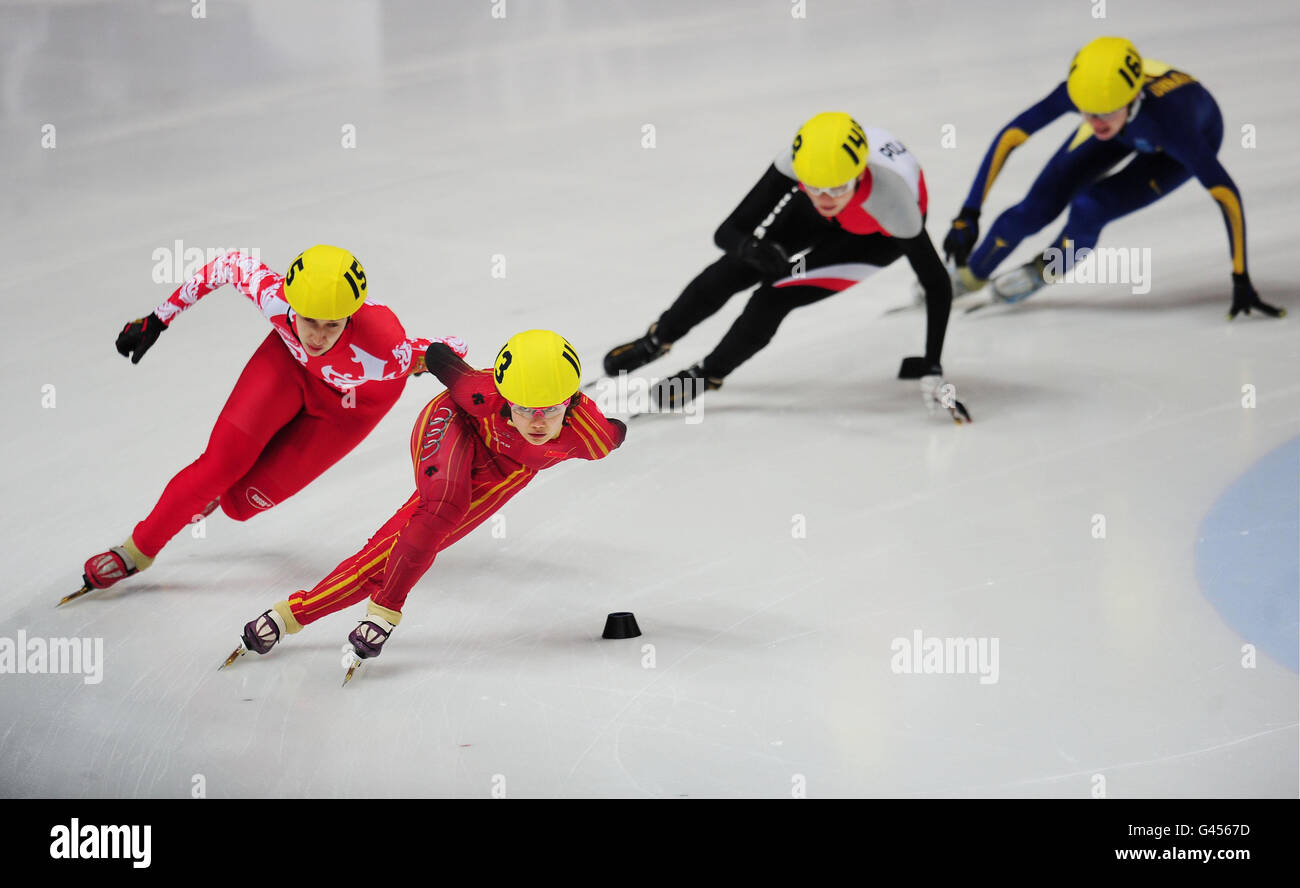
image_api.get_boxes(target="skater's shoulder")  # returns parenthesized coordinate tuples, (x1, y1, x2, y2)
(347, 300, 407, 340)
(1139, 66, 1208, 115)
(562, 393, 626, 455)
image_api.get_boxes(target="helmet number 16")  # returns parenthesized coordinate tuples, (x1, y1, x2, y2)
(1116, 54, 1142, 88)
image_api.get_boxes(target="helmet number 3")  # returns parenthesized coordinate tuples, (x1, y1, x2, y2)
(1116, 54, 1142, 88)
(495, 349, 512, 383)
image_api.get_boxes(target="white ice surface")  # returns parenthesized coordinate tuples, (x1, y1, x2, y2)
(0, 0, 1296, 798)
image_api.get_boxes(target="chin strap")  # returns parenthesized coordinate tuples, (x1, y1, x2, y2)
(1125, 92, 1143, 125)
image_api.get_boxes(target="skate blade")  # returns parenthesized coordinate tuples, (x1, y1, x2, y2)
(963, 298, 1003, 315)
(219, 644, 247, 670)
(57, 583, 93, 607)
(341, 653, 364, 688)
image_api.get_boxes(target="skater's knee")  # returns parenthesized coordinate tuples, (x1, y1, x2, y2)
(415, 492, 469, 525)
(219, 486, 278, 521)
(738, 287, 795, 327)
(219, 499, 254, 521)
(692, 254, 761, 294)
(1065, 190, 1110, 230)
(998, 198, 1059, 235)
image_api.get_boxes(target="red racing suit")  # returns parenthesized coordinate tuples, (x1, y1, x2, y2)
(284, 343, 626, 628)
(131, 251, 466, 558)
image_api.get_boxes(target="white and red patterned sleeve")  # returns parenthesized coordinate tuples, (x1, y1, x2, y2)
(392, 334, 468, 378)
(153, 251, 286, 326)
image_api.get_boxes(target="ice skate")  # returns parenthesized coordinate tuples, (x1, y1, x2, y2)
(219, 608, 288, 669)
(989, 257, 1050, 304)
(603, 323, 671, 377)
(341, 615, 396, 687)
(650, 362, 723, 411)
(61, 539, 154, 606)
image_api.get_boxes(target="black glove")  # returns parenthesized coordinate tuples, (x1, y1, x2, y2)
(941, 207, 980, 266)
(1228, 272, 1285, 319)
(735, 235, 792, 279)
(115, 312, 168, 364)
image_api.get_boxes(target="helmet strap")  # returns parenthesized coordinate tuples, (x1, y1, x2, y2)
(1125, 92, 1143, 125)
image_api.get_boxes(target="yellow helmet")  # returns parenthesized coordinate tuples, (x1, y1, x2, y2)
(791, 112, 869, 189)
(1067, 36, 1144, 114)
(282, 245, 368, 320)
(493, 330, 582, 408)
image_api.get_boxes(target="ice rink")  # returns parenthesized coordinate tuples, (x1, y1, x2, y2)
(0, 0, 1295, 798)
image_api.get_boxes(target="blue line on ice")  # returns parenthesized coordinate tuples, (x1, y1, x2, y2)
(1195, 437, 1300, 672)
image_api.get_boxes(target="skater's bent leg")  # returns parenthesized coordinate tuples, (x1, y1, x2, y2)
(654, 256, 763, 343)
(132, 419, 274, 557)
(968, 131, 1130, 279)
(285, 491, 423, 628)
(286, 401, 479, 628)
(221, 377, 405, 521)
(701, 284, 827, 378)
(701, 234, 898, 378)
(130, 333, 304, 558)
(364, 410, 483, 616)
(1052, 153, 1192, 263)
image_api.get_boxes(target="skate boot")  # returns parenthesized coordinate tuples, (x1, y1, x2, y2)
(242, 608, 287, 655)
(82, 538, 154, 590)
(651, 362, 723, 410)
(603, 323, 671, 376)
(990, 256, 1050, 304)
(348, 616, 396, 660)
(61, 537, 155, 606)
(87, 535, 153, 582)
(342, 604, 402, 686)
(221, 605, 296, 668)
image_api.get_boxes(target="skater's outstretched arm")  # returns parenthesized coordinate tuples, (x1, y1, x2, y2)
(962, 82, 1075, 213)
(943, 83, 1075, 265)
(902, 230, 954, 369)
(153, 251, 284, 325)
(117, 251, 280, 363)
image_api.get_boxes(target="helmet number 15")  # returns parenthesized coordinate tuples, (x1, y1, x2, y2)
(343, 259, 366, 300)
